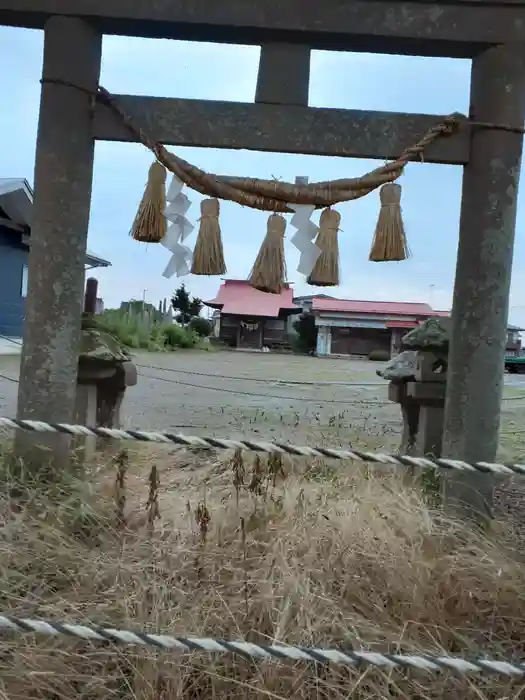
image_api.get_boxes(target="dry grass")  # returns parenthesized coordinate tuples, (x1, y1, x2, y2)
(1, 448, 525, 700)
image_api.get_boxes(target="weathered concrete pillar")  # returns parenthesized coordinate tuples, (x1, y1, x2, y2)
(442, 44, 525, 520)
(255, 44, 311, 107)
(15, 17, 102, 472)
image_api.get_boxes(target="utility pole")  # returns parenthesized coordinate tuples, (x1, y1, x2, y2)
(429, 284, 435, 310)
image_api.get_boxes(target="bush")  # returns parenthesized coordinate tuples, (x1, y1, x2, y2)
(293, 312, 317, 353)
(189, 316, 212, 337)
(368, 349, 390, 362)
(95, 311, 200, 351)
(289, 333, 313, 355)
(162, 324, 199, 349)
(95, 311, 152, 349)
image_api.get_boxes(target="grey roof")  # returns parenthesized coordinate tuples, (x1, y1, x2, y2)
(0, 178, 111, 269)
(293, 294, 336, 303)
(84, 250, 111, 268)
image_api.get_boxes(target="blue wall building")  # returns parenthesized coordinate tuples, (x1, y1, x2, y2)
(0, 178, 110, 338)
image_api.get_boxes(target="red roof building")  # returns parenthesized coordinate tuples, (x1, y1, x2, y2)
(205, 283, 521, 358)
(305, 296, 439, 357)
(311, 298, 434, 317)
(301, 296, 520, 358)
(204, 279, 300, 350)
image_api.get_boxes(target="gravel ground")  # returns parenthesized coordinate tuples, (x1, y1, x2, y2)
(128, 350, 403, 449)
(1, 348, 525, 526)
(0, 350, 399, 447)
(0, 349, 524, 450)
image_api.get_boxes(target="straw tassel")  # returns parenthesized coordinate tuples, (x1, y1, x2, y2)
(191, 198, 226, 276)
(248, 214, 287, 295)
(368, 183, 410, 262)
(307, 208, 341, 286)
(130, 161, 168, 243)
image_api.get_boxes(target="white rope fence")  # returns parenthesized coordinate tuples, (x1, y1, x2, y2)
(0, 615, 523, 676)
(1, 416, 525, 476)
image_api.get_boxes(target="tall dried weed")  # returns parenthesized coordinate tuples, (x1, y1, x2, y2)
(0, 452, 524, 700)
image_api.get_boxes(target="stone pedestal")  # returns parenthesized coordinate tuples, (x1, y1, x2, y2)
(94, 361, 138, 429)
(386, 347, 447, 464)
(74, 326, 138, 463)
(74, 383, 98, 462)
(406, 380, 446, 457)
(388, 381, 419, 456)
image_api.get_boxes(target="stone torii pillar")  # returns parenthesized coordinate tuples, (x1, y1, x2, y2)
(442, 44, 525, 520)
(15, 16, 101, 471)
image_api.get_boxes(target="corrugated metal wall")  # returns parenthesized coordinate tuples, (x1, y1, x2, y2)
(0, 225, 26, 337)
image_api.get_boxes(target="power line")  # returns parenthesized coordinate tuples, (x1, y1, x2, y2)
(0, 334, 385, 389)
(122, 365, 525, 405)
(138, 371, 393, 406)
(2, 331, 525, 404)
(0, 363, 391, 408)
(0, 334, 21, 347)
(0, 373, 19, 384)
(135, 362, 386, 388)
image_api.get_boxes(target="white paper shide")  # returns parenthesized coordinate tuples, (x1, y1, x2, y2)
(161, 175, 194, 278)
(289, 203, 321, 276)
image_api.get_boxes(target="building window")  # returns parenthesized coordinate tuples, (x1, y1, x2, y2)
(21, 265, 28, 298)
(265, 319, 285, 330)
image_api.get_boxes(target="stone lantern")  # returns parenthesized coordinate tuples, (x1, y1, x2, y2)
(378, 318, 449, 457)
(75, 278, 138, 459)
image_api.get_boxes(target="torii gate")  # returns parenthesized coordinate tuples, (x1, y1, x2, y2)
(1, 1, 524, 517)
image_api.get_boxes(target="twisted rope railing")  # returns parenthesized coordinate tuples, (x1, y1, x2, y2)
(0, 615, 523, 676)
(1, 417, 524, 476)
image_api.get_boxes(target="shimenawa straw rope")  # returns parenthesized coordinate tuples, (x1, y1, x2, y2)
(307, 208, 341, 285)
(248, 213, 287, 294)
(39, 78, 525, 213)
(90, 82, 462, 212)
(191, 198, 226, 275)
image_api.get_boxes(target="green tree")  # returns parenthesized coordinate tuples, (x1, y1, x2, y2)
(293, 312, 318, 353)
(188, 297, 203, 318)
(189, 316, 212, 337)
(171, 283, 203, 325)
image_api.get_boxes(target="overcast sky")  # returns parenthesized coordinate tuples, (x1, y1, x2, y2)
(1, 26, 525, 325)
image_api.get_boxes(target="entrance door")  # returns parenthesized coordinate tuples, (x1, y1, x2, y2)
(239, 320, 262, 348)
